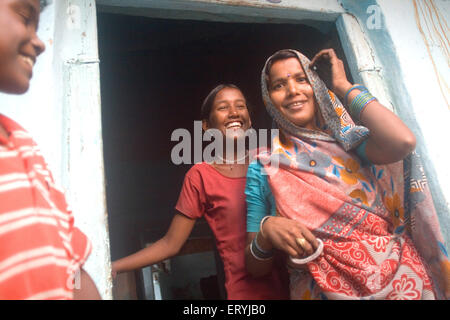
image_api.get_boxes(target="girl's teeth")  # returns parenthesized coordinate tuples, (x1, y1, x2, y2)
(226, 122, 242, 128)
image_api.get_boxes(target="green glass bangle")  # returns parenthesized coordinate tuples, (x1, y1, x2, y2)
(344, 84, 367, 105)
(349, 90, 377, 121)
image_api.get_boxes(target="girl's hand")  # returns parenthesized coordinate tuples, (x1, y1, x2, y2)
(261, 216, 319, 258)
(111, 262, 118, 279)
(309, 48, 353, 98)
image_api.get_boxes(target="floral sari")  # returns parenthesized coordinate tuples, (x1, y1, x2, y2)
(257, 49, 449, 299)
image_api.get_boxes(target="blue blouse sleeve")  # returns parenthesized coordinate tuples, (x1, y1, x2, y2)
(355, 139, 372, 167)
(245, 160, 276, 232)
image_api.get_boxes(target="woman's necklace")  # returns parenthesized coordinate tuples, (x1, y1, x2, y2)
(215, 151, 249, 170)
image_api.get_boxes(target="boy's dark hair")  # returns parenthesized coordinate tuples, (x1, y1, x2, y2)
(264, 49, 298, 88)
(201, 84, 252, 121)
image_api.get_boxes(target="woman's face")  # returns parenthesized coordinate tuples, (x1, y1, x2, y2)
(203, 87, 252, 140)
(0, 0, 45, 94)
(268, 57, 317, 130)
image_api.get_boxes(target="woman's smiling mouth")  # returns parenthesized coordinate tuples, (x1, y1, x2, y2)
(284, 100, 307, 111)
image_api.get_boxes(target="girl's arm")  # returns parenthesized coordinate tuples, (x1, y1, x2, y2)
(310, 49, 416, 164)
(112, 212, 196, 276)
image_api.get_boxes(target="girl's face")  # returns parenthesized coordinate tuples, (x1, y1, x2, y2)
(203, 87, 252, 140)
(268, 57, 318, 130)
(0, 0, 45, 94)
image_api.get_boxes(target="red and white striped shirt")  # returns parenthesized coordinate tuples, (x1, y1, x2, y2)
(0, 114, 91, 300)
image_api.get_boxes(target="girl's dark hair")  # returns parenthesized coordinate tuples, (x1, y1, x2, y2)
(264, 49, 298, 87)
(201, 84, 250, 120)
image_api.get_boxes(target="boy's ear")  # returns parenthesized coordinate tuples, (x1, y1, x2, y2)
(202, 119, 209, 131)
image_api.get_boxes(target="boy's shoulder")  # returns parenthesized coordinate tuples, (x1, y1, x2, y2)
(0, 114, 27, 133)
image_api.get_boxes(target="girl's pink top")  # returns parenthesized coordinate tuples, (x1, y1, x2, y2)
(175, 162, 288, 300)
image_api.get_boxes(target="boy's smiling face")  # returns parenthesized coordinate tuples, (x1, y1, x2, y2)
(0, 0, 45, 94)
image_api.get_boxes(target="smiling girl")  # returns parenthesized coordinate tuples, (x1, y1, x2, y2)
(112, 84, 288, 300)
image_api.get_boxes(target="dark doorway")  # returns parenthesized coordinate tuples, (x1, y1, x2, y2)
(97, 11, 349, 299)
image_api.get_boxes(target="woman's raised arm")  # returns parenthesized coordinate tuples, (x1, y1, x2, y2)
(310, 48, 416, 164)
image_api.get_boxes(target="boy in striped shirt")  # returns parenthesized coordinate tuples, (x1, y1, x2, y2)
(0, 0, 100, 299)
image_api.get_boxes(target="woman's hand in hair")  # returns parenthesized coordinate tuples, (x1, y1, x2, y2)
(310, 48, 352, 98)
(310, 48, 416, 163)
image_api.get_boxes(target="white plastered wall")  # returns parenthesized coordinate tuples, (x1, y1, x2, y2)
(377, 0, 450, 222)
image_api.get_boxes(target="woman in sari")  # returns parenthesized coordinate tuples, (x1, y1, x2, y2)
(245, 49, 449, 299)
